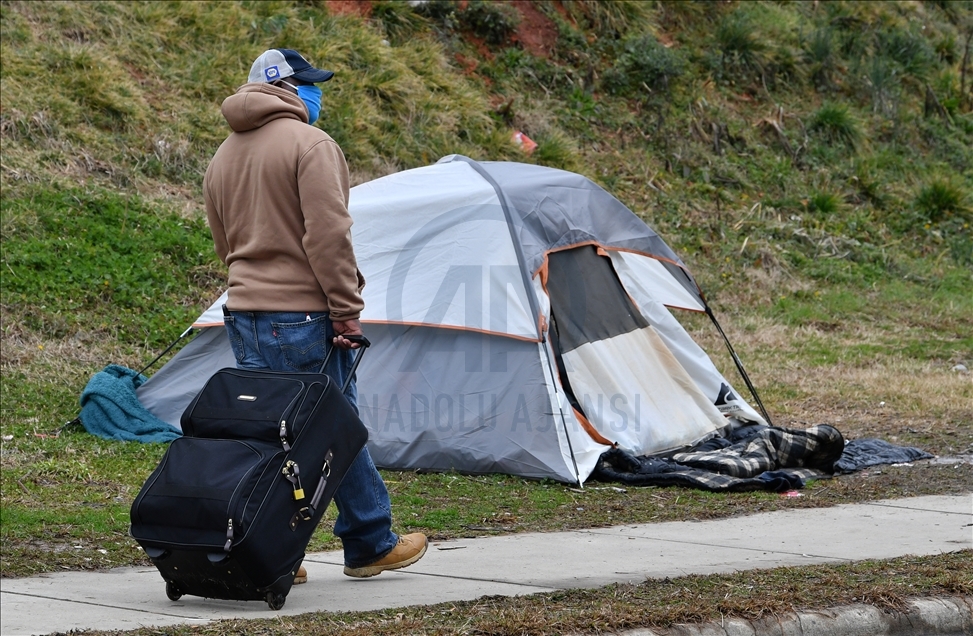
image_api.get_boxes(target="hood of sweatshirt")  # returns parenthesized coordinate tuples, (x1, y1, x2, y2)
(220, 83, 308, 133)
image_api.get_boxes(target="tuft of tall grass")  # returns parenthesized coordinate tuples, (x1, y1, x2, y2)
(914, 178, 970, 223)
(933, 32, 958, 65)
(875, 27, 937, 81)
(531, 128, 579, 172)
(849, 157, 888, 208)
(561, 0, 652, 39)
(807, 191, 845, 215)
(808, 103, 863, 149)
(804, 27, 840, 90)
(371, 0, 430, 46)
(715, 12, 767, 79)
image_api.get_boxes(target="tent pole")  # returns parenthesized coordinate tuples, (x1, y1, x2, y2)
(136, 326, 195, 377)
(448, 156, 544, 340)
(452, 156, 585, 484)
(540, 338, 584, 487)
(704, 306, 774, 427)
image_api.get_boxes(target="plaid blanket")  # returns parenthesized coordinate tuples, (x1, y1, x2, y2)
(591, 424, 846, 492)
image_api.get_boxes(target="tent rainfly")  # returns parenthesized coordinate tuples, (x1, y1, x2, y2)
(137, 155, 769, 484)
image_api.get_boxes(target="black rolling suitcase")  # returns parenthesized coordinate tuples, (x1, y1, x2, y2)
(130, 337, 370, 610)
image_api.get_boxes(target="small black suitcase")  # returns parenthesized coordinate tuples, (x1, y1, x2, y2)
(130, 338, 370, 610)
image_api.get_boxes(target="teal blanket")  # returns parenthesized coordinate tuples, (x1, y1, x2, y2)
(79, 364, 181, 443)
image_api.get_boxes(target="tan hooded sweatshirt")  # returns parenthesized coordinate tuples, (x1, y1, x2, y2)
(203, 83, 364, 320)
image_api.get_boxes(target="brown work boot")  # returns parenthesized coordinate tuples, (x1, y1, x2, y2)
(293, 565, 307, 585)
(343, 533, 428, 578)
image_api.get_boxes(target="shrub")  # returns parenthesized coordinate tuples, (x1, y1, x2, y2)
(602, 33, 685, 97)
(459, 0, 520, 46)
(402, 1, 523, 50)
(413, 0, 460, 32)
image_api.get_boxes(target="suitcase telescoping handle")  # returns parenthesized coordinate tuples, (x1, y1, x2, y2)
(289, 337, 370, 531)
(318, 334, 370, 393)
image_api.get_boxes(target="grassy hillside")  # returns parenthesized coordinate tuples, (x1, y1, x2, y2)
(2, 0, 969, 444)
(1, 0, 971, 591)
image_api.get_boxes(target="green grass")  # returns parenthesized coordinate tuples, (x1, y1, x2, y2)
(1, 186, 221, 347)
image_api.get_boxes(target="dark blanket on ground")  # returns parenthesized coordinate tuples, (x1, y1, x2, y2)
(834, 438, 933, 473)
(591, 424, 931, 492)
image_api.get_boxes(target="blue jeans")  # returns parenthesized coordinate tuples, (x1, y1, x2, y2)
(223, 309, 398, 568)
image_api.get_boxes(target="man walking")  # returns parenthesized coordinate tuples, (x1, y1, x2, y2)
(203, 48, 427, 583)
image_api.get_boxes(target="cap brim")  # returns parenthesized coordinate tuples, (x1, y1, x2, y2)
(292, 68, 334, 83)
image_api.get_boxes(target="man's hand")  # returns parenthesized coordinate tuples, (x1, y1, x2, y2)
(332, 318, 364, 350)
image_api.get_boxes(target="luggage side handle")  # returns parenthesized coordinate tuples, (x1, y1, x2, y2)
(289, 449, 333, 531)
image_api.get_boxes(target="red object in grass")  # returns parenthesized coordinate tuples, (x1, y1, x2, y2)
(512, 131, 538, 155)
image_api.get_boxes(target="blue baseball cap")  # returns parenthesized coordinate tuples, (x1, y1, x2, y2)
(248, 48, 334, 84)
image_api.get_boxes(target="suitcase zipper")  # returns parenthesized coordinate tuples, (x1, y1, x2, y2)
(224, 518, 234, 551)
(281, 460, 305, 500)
(130, 441, 258, 551)
(277, 391, 303, 451)
(222, 442, 275, 553)
(279, 382, 327, 452)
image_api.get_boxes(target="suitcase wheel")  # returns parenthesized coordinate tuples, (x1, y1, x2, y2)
(165, 581, 183, 601)
(266, 591, 286, 611)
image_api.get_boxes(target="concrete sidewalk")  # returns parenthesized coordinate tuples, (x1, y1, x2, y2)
(2, 494, 970, 636)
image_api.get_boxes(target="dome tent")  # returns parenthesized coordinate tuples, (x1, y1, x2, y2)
(137, 156, 768, 484)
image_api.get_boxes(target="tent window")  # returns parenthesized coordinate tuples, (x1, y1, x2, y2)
(545, 246, 648, 353)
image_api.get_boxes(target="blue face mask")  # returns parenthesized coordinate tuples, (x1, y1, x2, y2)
(296, 84, 322, 125)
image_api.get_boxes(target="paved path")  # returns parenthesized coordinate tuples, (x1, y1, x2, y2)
(2, 494, 970, 635)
